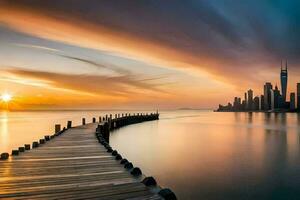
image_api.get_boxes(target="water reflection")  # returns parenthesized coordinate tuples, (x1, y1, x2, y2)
(0, 112, 8, 151)
(110, 111, 300, 200)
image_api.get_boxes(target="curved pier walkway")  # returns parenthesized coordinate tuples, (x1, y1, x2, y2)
(0, 115, 166, 199)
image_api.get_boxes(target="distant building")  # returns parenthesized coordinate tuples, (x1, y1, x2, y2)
(247, 89, 253, 110)
(290, 93, 296, 110)
(233, 97, 239, 110)
(242, 100, 246, 110)
(297, 83, 300, 109)
(244, 92, 248, 109)
(260, 95, 264, 110)
(270, 89, 274, 110)
(253, 96, 259, 110)
(237, 97, 241, 110)
(273, 85, 280, 109)
(280, 60, 288, 103)
(264, 82, 273, 110)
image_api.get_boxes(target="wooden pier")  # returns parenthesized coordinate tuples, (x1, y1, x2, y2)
(0, 113, 176, 200)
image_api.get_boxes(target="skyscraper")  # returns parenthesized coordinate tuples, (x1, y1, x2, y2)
(273, 85, 280, 109)
(280, 60, 288, 103)
(297, 83, 300, 110)
(270, 89, 274, 110)
(290, 92, 296, 110)
(260, 95, 264, 110)
(264, 82, 273, 110)
(244, 92, 247, 109)
(247, 89, 253, 110)
(253, 96, 259, 110)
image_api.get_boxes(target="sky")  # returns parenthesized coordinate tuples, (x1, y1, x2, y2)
(0, 0, 300, 110)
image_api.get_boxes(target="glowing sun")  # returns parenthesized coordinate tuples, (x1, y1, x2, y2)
(1, 93, 12, 102)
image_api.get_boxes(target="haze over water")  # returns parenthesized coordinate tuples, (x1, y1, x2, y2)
(1, 110, 300, 199)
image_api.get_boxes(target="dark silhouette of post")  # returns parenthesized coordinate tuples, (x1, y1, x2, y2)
(67, 121, 72, 129)
(55, 124, 61, 133)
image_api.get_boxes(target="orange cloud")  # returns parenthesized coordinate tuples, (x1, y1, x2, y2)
(0, 2, 239, 86)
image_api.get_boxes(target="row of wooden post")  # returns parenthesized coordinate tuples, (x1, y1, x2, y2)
(0, 125, 67, 160)
(94, 112, 177, 200)
(95, 112, 159, 143)
(0, 113, 158, 160)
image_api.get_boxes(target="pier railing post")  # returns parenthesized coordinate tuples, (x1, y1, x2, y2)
(103, 122, 110, 143)
(67, 121, 72, 129)
(55, 124, 61, 133)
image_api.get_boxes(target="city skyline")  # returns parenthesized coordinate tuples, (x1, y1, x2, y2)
(1, 1, 300, 110)
(217, 61, 300, 112)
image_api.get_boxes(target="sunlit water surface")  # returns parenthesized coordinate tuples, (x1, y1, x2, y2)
(1, 110, 300, 199)
(110, 110, 300, 200)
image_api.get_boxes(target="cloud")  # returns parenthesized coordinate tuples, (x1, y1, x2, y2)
(0, 67, 169, 98)
(0, 0, 272, 87)
(12, 43, 63, 53)
(57, 54, 131, 75)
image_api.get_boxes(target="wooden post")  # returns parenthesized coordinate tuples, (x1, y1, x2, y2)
(32, 142, 39, 148)
(55, 124, 61, 133)
(18, 147, 25, 152)
(67, 121, 72, 128)
(39, 139, 45, 144)
(103, 122, 110, 143)
(1, 153, 9, 160)
(24, 144, 30, 150)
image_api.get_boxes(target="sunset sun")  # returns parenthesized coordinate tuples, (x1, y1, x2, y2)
(1, 93, 12, 103)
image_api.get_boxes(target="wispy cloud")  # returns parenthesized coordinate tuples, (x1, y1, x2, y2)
(11, 43, 63, 53)
(0, 67, 169, 98)
(57, 54, 131, 75)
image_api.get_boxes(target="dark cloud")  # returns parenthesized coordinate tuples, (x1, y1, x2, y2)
(4, 0, 300, 66)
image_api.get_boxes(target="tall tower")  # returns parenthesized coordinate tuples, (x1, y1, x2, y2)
(280, 60, 288, 103)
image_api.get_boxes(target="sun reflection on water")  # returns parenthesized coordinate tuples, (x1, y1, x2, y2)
(0, 111, 9, 152)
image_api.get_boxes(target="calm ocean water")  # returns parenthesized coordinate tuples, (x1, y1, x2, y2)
(1, 110, 300, 199)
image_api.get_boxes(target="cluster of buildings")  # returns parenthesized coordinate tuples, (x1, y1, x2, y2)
(217, 61, 300, 112)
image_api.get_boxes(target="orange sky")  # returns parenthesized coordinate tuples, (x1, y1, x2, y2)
(0, 1, 299, 110)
